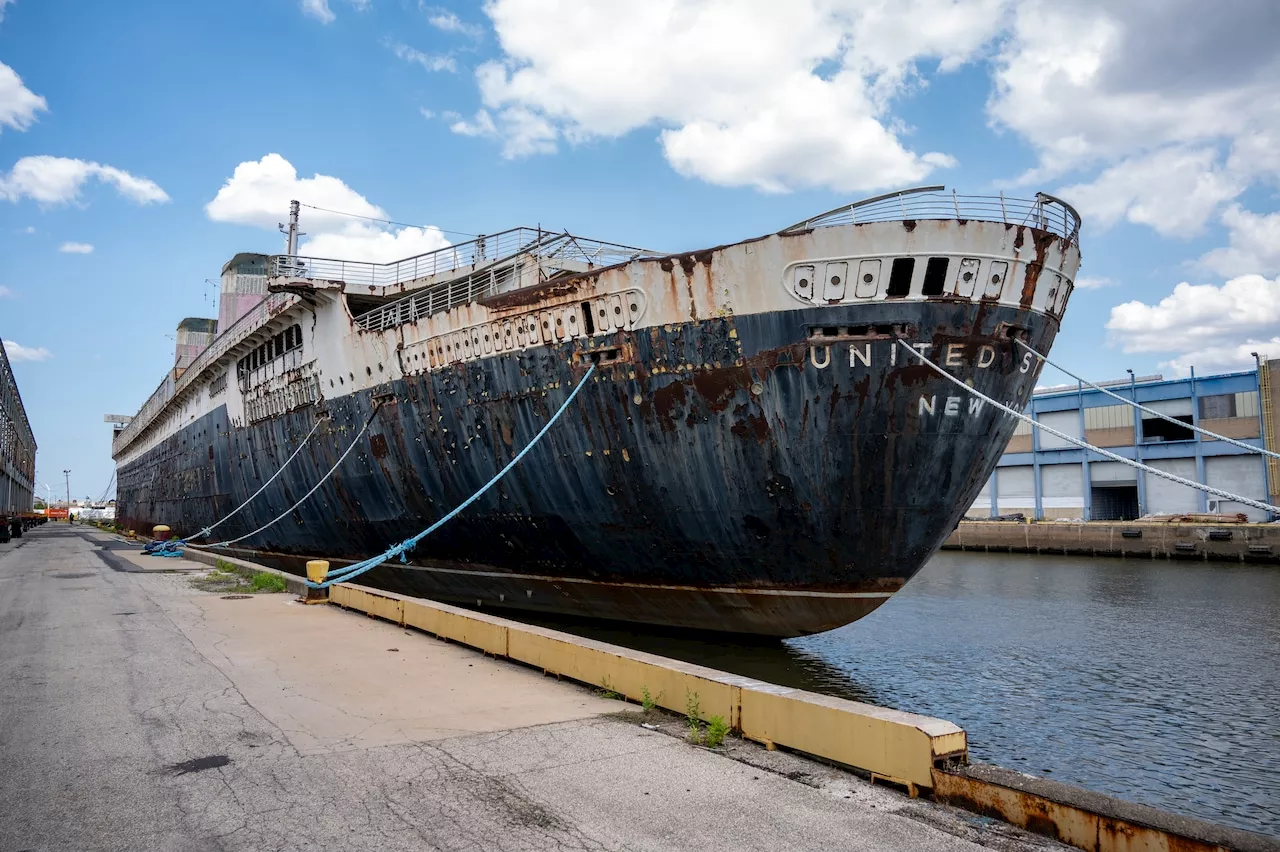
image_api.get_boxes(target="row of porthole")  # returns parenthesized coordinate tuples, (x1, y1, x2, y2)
(403, 292, 646, 370)
(788, 256, 1071, 314)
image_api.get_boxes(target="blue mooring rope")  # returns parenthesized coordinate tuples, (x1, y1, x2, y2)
(308, 362, 596, 589)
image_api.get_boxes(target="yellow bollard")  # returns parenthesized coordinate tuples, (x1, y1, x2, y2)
(152, 524, 172, 542)
(305, 560, 329, 583)
(302, 560, 330, 605)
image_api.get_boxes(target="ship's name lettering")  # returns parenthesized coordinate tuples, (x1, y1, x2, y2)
(807, 342, 1023, 371)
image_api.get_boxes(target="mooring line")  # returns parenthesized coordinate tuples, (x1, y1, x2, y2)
(1016, 338, 1280, 461)
(189, 416, 327, 541)
(897, 340, 1280, 515)
(204, 402, 385, 549)
(310, 363, 597, 589)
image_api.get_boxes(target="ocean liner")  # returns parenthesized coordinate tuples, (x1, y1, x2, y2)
(112, 186, 1081, 636)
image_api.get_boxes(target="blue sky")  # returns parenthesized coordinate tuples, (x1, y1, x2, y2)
(2, 0, 1278, 499)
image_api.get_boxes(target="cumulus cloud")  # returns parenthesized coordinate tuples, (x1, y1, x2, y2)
(206, 153, 385, 230)
(3, 340, 51, 362)
(990, 1, 1280, 233)
(0, 0, 14, 23)
(0, 285, 11, 298)
(0, 156, 169, 205)
(1107, 274, 1280, 374)
(1056, 147, 1247, 238)
(302, 223, 450, 263)
(58, 241, 93, 254)
(0, 61, 47, 133)
(1199, 205, 1280, 278)
(386, 40, 456, 73)
(461, 0, 994, 191)
(206, 153, 450, 264)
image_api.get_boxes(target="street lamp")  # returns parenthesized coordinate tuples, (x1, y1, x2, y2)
(63, 469, 70, 521)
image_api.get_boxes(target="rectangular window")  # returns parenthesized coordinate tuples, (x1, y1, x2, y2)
(1199, 393, 1233, 419)
(1141, 399, 1194, 443)
(886, 258, 914, 298)
(921, 257, 948, 296)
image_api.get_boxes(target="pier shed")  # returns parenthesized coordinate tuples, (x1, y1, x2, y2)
(967, 358, 1280, 522)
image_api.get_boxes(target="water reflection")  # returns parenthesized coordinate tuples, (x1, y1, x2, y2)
(248, 546, 1279, 837)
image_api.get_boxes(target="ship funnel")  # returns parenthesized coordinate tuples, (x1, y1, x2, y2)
(218, 252, 271, 332)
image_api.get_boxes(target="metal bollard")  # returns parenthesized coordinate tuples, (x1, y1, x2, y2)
(302, 560, 330, 605)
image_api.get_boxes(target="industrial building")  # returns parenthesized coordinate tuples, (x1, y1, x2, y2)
(969, 359, 1280, 522)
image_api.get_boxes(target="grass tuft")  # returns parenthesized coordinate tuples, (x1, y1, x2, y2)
(250, 571, 287, 593)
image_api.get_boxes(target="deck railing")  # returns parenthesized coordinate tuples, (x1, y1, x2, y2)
(270, 227, 649, 290)
(780, 186, 1082, 245)
(112, 292, 296, 456)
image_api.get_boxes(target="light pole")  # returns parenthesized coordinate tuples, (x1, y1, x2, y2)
(63, 469, 70, 521)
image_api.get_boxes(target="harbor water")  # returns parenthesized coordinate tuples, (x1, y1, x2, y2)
(259, 549, 1279, 836)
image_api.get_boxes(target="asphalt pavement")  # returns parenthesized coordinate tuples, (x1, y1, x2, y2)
(0, 524, 1065, 852)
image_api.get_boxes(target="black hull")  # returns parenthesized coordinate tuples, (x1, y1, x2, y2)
(118, 301, 1053, 636)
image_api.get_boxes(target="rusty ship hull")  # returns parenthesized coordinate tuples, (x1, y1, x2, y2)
(114, 189, 1081, 636)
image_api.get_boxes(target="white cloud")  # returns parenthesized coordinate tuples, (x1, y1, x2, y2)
(463, 0, 994, 191)
(58, 241, 93, 254)
(300, 0, 334, 23)
(1057, 147, 1246, 237)
(386, 41, 456, 73)
(426, 8, 483, 38)
(0, 156, 169, 205)
(989, 1, 1280, 233)
(419, 108, 435, 119)
(0, 285, 11, 298)
(3, 340, 51, 362)
(206, 153, 385, 230)
(301, 0, 373, 23)
(17, 225, 34, 234)
(1107, 274, 1280, 375)
(1074, 276, 1112, 289)
(302, 223, 450, 263)
(206, 153, 451, 264)
(0, 61, 47, 132)
(0, 0, 14, 23)
(1159, 339, 1280, 376)
(1199, 205, 1280, 278)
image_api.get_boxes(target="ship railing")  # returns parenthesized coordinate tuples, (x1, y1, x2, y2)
(112, 292, 296, 455)
(779, 186, 1082, 245)
(349, 231, 654, 333)
(269, 227, 650, 291)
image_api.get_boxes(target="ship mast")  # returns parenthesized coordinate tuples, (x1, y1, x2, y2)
(279, 199, 304, 256)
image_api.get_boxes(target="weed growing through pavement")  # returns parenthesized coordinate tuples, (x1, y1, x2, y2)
(705, 715, 729, 748)
(685, 690, 704, 744)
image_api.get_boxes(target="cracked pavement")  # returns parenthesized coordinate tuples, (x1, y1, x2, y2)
(0, 526, 1068, 851)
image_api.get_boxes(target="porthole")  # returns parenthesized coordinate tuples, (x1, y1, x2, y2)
(614, 305, 622, 314)
(830, 275, 841, 286)
(963, 271, 973, 282)
(863, 273, 873, 283)
(992, 274, 1002, 284)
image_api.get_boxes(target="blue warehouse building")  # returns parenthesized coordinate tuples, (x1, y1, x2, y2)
(968, 359, 1280, 522)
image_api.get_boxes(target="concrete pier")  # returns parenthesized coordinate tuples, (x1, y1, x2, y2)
(0, 525, 1063, 852)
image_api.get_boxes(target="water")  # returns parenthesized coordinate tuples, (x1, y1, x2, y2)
(260, 548, 1280, 836)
